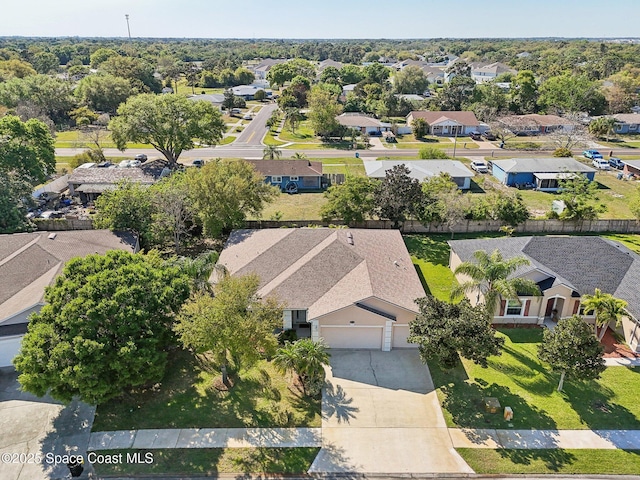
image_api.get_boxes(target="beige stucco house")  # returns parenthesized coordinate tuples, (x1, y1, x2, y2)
(449, 236, 640, 352)
(212, 228, 426, 351)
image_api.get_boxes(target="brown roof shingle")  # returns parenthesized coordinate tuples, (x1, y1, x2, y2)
(408, 110, 479, 126)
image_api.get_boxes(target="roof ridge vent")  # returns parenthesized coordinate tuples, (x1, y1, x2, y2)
(346, 231, 354, 245)
(48, 233, 57, 240)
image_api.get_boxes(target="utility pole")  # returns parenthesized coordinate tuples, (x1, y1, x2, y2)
(125, 14, 131, 40)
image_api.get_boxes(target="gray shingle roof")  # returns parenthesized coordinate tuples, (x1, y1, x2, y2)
(491, 158, 596, 174)
(449, 236, 640, 320)
(364, 160, 473, 181)
(216, 229, 425, 318)
(245, 160, 322, 177)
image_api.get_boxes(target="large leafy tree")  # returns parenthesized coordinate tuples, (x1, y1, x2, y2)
(151, 172, 195, 253)
(100, 55, 162, 94)
(374, 164, 424, 228)
(13, 251, 191, 404)
(509, 70, 538, 114)
(437, 75, 476, 111)
(0, 115, 55, 233)
(75, 74, 134, 114)
(273, 339, 330, 397)
(93, 180, 156, 247)
(174, 274, 283, 385)
(557, 174, 607, 221)
(321, 175, 377, 225)
(109, 94, 225, 166)
(186, 158, 279, 237)
(581, 288, 629, 341)
(451, 249, 540, 317)
(307, 85, 342, 139)
(408, 296, 504, 369)
(538, 73, 606, 115)
(393, 66, 429, 95)
(538, 315, 605, 391)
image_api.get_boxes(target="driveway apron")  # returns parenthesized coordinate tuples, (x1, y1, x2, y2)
(309, 350, 472, 474)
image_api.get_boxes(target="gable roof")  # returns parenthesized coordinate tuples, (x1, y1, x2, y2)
(499, 114, 577, 127)
(187, 93, 225, 104)
(408, 110, 479, 127)
(449, 236, 640, 321)
(491, 157, 596, 174)
(471, 62, 516, 75)
(612, 113, 640, 124)
(336, 113, 389, 128)
(0, 230, 137, 324)
(245, 160, 323, 177)
(363, 160, 473, 181)
(68, 160, 167, 186)
(214, 229, 425, 319)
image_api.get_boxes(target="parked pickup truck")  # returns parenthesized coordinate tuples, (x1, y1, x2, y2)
(609, 157, 625, 170)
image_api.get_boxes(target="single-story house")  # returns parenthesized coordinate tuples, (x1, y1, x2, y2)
(622, 159, 640, 177)
(341, 83, 357, 98)
(363, 160, 474, 190)
(252, 58, 287, 80)
(231, 84, 272, 100)
(187, 93, 225, 108)
(246, 159, 325, 193)
(395, 94, 427, 103)
(449, 236, 640, 352)
(406, 111, 481, 136)
(0, 230, 138, 368)
(212, 228, 426, 351)
(318, 59, 343, 72)
(67, 161, 165, 203)
(497, 114, 577, 135)
(336, 113, 392, 134)
(490, 157, 596, 191)
(470, 62, 517, 84)
(612, 113, 640, 134)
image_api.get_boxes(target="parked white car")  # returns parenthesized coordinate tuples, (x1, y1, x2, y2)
(470, 160, 489, 173)
(592, 158, 611, 170)
(118, 160, 142, 168)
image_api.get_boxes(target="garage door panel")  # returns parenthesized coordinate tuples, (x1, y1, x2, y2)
(392, 325, 418, 349)
(320, 326, 382, 349)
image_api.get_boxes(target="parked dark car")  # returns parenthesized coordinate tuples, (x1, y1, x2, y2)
(134, 153, 148, 162)
(482, 131, 497, 141)
(469, 131, 482, 140)
(191, 159, 205, 168)
(609, 157, 625, 170)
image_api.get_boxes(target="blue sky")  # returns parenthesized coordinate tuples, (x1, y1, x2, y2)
(2, 0, 639, 39)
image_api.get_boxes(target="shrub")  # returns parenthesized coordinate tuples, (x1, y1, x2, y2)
(418, 146, 450, 159)
(553, 147, 573, 157)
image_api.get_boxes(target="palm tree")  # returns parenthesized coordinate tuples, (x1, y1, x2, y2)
(262, 145, 282, 160)
(170, 250, 220, 293)
(284, 107, 303, 135)
(450, 249, 541, 318)
(273, 338, 330, 396)
(582, 288, 628, 340)
(291, 152, 307, 159)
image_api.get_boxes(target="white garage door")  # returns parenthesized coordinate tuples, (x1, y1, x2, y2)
(320, 326, 383, 349)
(392, 325, 418, 349)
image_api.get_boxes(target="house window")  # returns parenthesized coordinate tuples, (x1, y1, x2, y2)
(630, 124, 638, 131)
(271, 176, 282, 183)
(289, 176, 299, 182)
(506, 299, 524, 316)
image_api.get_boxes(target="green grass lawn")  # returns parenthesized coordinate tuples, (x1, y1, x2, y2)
(459, 448, 640, 475)
(430, 328, 640, 430)
(219, 135, 236, 145)
(91, 448, 320, 476)
(252, 193, 328, 221)
(92, 349, 320, 431)
(387, 134, 479, 150)
(278, 122, 318, 143)
(55, 130, 152, 149)
(264, 130, 287, 146)
(323, 164, 365, 176)
(403, 234, 459, 301)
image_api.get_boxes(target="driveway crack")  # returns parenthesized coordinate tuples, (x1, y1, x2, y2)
(369, 351, 379, 386)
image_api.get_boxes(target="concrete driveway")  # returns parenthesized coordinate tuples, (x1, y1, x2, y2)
(309, 350, 472, 474)
(0, 369, 95, 480)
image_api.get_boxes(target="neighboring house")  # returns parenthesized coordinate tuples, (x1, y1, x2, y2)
(0, 230, 139, 367)
(420, 66, 446, 84)
(246, 159, 325, 193)
(612, 113, 640, 134)
(252, 58, 287, 80)
(67, 161, 166, 203)
(497, 114, 578, 135)
(230, 84, 272, 100)
(32, 174, 70, 201)
(212, 228, 426, 351)
(491, 157, 596, 191)
(449, 236, 640, 352)
(341, 83, 357, 98)
(336, 113, 392, 134)
(470, 62, 517, 84)
(622, 159, 640, 177)
(363, 160, 474, 190)
(395, 94, 426, 103)
(406, 110, 480, 136)
(318, 59, 343, 72)
(187, 93, 225, 109)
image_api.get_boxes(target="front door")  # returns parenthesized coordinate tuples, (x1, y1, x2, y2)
(545, 298, 555, 317)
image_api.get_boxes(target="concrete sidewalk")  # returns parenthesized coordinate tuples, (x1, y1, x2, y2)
(449, 428, 640, 449)
(604, 357, 640, 366)
(89, 427, 321, 450)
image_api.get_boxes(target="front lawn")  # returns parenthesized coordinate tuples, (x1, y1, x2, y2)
(92, 349, 321, 431)
(55, 130, 152, 149)
(91, 448, 319, 476)
(251, 193, 328, 221)
(430, 328, 640, 430)
(459, 448, 640, 475)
